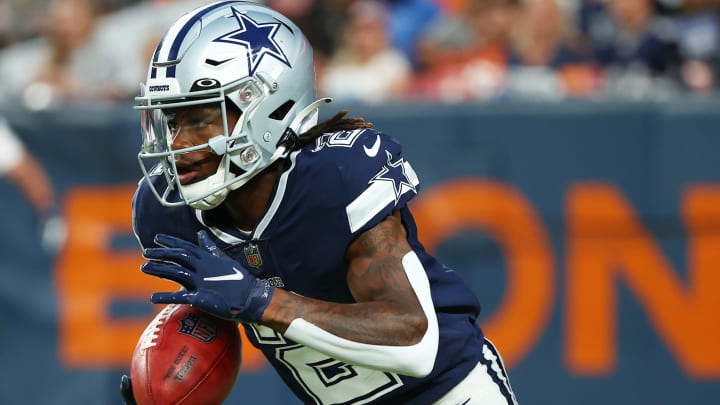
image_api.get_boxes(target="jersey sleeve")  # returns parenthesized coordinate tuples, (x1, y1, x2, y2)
(311, 128, 421, 236)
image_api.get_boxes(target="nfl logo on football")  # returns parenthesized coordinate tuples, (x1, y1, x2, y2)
(178, 313, 218, 343)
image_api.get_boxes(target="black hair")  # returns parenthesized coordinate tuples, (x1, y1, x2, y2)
(280, 110, 373, 151)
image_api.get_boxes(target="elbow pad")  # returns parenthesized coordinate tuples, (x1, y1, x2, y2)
(284, 251, 439, 378)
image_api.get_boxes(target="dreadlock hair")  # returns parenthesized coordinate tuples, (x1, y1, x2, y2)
(281, 110, 373, 151)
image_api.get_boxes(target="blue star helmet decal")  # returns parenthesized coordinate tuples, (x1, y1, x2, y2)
(213, 7, 292, 76)
(371, 151, 417, 203)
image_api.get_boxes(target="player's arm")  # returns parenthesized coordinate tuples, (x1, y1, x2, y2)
(261, 211, 439, 377)
(141, 214, 439, 377)
(263, 211, 425, 342)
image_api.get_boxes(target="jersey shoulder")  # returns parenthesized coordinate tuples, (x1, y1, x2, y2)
(296, 127, 421, 234)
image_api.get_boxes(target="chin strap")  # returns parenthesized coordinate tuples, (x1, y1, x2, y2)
(182, 162, 230, 210)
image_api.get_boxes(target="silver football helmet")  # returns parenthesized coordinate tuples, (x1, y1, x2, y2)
(135, 1, 329, 209)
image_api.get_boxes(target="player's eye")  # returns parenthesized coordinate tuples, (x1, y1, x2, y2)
(187, 109, 222, 129)
(163, 107, 223, 144)
(163, 112, 179, 134)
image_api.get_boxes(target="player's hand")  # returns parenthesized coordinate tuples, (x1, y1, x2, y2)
(120, 374, 136, 405)
(141, 230, 274, 323)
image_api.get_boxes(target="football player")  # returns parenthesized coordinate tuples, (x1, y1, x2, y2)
(121, 1, 518, 404)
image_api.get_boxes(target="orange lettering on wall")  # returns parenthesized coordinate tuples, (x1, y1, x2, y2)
(411, 179, 554, 367)
(680, 185, 720, 377)
(566, 183, 720, 377)
(56, 186, 266, 371)
(57, 186, 161, 367)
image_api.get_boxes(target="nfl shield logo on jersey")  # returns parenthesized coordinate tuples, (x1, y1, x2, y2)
(244, 243, 263, 268)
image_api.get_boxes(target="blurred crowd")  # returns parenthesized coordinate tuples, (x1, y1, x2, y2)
(1, 0, 720, 109)
(0, 0, 717, 254)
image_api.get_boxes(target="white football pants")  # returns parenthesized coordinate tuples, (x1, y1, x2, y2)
(432, 338, 519, 405)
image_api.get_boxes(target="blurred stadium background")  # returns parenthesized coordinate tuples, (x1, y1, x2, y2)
(0, 0, 719, 404)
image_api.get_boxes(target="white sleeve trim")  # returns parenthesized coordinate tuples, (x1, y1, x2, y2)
(283, 251, 439, 378)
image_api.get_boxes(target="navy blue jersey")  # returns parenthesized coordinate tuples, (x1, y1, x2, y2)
(133, 128, 485, 404)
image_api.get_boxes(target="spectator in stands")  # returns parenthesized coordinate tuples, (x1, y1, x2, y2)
(505, 0, 601, 99)
(88, 0, 216, 99)
(413, 0, 519, 102)
(319, 0, 412, 104)
(0, 0, 212, 108)
(385, 0, 444, 69)
(0, 0, 127, 108)
(27, 0, 106, 103)
(266, 0, 348, 90)
(579, 0, 684, 98)
(659, 0, 720, 93)
(431, 0, 467, 16)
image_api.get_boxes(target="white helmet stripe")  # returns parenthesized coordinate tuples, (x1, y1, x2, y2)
(151, 0, 237, 79)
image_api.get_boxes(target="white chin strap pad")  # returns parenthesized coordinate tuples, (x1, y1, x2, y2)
(283, 251, 439, 378)
(181, 167, 231, 210)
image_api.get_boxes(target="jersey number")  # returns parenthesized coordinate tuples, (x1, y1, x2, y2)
(249, 324, 404, 404)
(312, 129, 366, 152)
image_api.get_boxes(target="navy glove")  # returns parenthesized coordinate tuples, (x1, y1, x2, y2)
(120, 374, 136, 405)
(141, 231, 274, 323)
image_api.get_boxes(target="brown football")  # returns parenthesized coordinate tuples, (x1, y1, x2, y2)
(130, 304, 241, 405)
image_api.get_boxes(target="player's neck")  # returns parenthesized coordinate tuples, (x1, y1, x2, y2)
(222, 162, 283, 230)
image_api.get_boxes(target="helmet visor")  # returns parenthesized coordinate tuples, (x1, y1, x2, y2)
(140, 107, 170, 154)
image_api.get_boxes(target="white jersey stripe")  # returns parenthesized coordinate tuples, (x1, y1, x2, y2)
(345, 162, 420, 233)
(255, 150, 299, 238)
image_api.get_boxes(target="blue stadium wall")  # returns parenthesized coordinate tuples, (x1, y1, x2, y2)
(0, 99, 718, 404)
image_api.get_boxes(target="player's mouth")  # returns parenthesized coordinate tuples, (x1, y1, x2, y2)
(175, 157, 215, 185)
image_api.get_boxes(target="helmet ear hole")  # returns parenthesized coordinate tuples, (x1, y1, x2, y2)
(269, 100, 295, 120)
(226, 99, 243, 117)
